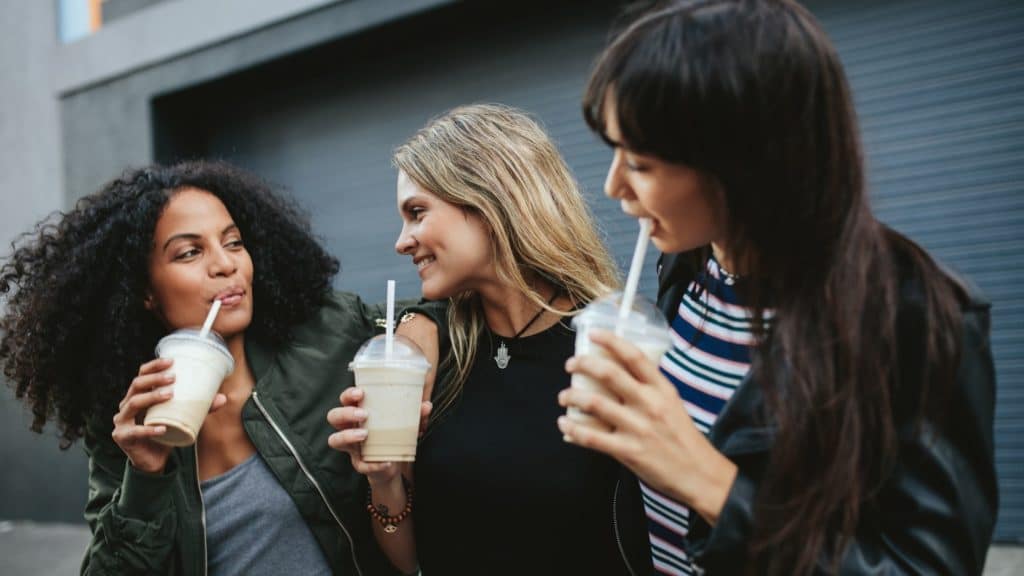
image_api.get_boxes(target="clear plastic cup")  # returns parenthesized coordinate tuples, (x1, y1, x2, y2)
(569, 292, 672, 432)
(349, 334, 431, 462)
(144, 329, 235, 447)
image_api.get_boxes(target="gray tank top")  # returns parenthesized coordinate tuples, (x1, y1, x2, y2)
(200, 452, 331, 576)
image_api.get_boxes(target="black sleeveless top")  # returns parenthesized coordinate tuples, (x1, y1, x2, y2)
(413, 318, 632, 575)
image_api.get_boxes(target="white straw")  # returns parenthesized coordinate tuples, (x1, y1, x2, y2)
(617, 218, 653, 335)
(198, 299, 222, 340)
(385, 280, 396, 359)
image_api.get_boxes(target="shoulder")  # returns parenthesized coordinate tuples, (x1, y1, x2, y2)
(256, 291, 382, 372)
(292, 291, 384, 342)
(656, 248, 705, 314)
(396, 301, 445, 360)
(400, 299, 449, 328)
(891, 240, 989, 339)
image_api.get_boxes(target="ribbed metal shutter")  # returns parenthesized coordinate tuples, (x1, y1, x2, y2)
(181, 1, 658, 306)
(169, 0, 1022, 543)
(807, 0, 1024, 542)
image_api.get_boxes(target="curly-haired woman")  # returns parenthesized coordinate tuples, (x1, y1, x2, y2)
(0, 161, 400, 576)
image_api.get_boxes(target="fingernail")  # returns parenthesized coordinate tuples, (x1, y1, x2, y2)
(154, 426, 167, 433)
(424, 401, 433, 410)
(563, 434, 575, 443)
(159, 388, 173, 398)
(353, 408, 368, 419)
(352, 429, 368, 439)
(164, 373, 175, 382)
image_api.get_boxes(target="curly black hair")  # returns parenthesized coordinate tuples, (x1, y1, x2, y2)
(0, 160, 339, 448)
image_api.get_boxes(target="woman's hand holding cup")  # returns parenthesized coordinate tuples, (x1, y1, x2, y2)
(112, 357, 227, 474)
(326, 386, 432, 487)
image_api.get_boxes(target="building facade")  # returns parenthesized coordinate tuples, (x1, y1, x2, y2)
(2, 0, 1022, 545)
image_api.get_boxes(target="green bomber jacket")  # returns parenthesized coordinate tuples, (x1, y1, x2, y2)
(81, 292, 404, 576)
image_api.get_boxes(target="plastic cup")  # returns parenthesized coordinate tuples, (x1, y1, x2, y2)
(349, 334, 431, 462)
(144, 329, 235, 447)
(569, 292, 672, 432)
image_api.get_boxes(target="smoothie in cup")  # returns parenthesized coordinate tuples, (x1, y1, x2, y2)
(144, 328, 235, 447)
(349, 334, 431, 462)
(569, 292, 671, 432)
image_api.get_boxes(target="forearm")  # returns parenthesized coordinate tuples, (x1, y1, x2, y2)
(82, 465, 178, 575)
(369, 474, 418, 575)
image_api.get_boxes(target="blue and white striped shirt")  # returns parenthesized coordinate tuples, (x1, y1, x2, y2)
(641, 256, 771, 575)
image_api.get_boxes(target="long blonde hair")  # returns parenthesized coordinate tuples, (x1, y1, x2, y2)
(394, 104, 619, 415)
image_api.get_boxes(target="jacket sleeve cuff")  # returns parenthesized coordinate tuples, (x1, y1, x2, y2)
(686, 470, 757, 562)
(116, 459, 178, 519)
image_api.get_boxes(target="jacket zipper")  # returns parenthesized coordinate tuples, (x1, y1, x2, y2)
(251, 390, 364, 576)
(612, 479, 638, 576)
(194, 448, 208, 576)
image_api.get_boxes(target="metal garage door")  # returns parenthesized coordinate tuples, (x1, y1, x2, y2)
(156, 0, 1023, 543)
(158, 1, 652, 307)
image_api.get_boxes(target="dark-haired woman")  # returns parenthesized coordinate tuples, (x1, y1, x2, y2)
(558, 1, 998, 574)
(0, 161, 399, 575)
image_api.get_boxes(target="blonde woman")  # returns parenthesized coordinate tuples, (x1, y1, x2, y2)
(328, 104, 653, 575)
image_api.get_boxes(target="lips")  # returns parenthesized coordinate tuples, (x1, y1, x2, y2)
(213, 286, 246, 307)
(414, 255, 436, 273)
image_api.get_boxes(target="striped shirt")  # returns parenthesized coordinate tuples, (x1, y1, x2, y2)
(641, 256, 770, 576)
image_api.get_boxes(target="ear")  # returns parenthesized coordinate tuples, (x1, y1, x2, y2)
(143, 291, 156, 311)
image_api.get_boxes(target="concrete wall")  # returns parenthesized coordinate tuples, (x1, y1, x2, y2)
(0, 1, 85, 523)
(59, 0, 454, 204)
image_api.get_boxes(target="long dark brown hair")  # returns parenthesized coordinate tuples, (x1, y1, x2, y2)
(584, 1, 964, 573)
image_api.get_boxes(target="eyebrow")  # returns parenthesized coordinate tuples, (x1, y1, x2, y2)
(398, 195, 421, 213)
(162, 224, 239, 252)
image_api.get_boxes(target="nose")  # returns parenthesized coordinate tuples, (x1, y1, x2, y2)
(604, 149, 628, 200)
(208, 244, 238, 277)
(395, 224, 417, 255)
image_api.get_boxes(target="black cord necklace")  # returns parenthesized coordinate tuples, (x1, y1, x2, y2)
(493, 290, 560, 370)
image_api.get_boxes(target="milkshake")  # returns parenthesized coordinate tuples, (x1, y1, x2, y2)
(569, 292, 672, 432)
(144, 329, 235, 447)
(349, 334, 431, 462)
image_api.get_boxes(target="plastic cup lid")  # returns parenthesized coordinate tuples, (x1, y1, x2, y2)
(572, 291, 671, 343)
(155, 328, 235, 368)
(348, 334, 431, 371)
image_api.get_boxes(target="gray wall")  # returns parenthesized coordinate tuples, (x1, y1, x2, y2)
(0, 0, 87, 524)
(151, 0, 645, 304)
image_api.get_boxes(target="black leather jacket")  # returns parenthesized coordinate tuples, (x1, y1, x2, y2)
(613, 248, 999, 574)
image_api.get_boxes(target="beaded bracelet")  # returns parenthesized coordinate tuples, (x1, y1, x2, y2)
(366, 481, 414, 534)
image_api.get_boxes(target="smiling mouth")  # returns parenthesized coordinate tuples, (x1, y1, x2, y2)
(415, 256, 435, 271)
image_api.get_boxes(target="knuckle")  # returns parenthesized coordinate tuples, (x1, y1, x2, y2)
(573, 429, 592, 448)
(624, 346, 645, 365)
(580, 393, 598, 413)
